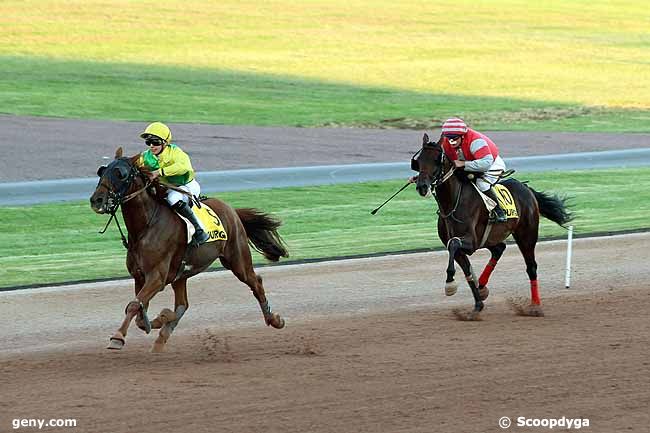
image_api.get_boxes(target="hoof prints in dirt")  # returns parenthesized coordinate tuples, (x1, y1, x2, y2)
(508, 297, 545, 317)
(198, 329, 322, 363)
(200, 329, 235, 362)
(451, 308, 484, 321)
(284, 335, 321, 357)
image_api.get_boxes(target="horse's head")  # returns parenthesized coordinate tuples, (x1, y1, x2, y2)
(90, 148, 141, 214)
(411, 133, 445, 197)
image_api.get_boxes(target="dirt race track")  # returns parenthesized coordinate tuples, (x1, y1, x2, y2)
(1, 233, 649, 433)
(1, 117, 649, 432)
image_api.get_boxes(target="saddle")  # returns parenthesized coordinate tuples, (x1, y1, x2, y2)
(148, 184, 227, 244)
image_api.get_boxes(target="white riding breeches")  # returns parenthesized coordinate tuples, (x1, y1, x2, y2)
(166, 179, 201, 206)
(475, 156, 506, 192)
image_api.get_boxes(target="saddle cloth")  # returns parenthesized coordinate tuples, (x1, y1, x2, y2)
(473, 183, 519, 219)
(177, 203, 228, 244)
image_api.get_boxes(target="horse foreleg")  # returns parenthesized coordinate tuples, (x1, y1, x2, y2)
(150, 305, 186, 353)
(452, 252, 484, 320)
(107, 299, 146, 350)
(132, 277, 153, 332)
(477, 242, 507, 300)
(444, 237, 462, 296)
(107, 277, 165, 350)
(152, 279, 190, 353)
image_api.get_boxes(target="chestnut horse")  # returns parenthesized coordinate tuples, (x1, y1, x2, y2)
(90, 148, 289, 352)
(412, 134, 572, 319)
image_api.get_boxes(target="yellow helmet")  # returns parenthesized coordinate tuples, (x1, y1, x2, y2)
(140, 122, 172, 143)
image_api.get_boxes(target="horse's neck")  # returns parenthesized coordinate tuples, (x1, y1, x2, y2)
(121, 187, 165, 236)
(435, 162, 462, 211)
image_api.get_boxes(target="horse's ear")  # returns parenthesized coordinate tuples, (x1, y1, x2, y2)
(97, 165, 107, 177)
(423, 133, 429, 145)
(115, 147, 123, 159)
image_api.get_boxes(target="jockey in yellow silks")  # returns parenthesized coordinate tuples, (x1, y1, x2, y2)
(136, 122, 209, 245)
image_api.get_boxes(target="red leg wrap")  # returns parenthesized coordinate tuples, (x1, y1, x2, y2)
(478, 258, 498, 286)
(530, 279, 541, 305)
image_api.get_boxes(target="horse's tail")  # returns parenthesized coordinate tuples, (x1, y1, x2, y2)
(529, 187, 574, 228)
(235, 208, 289, 262)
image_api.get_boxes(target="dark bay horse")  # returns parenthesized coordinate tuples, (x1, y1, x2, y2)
(90, 148, 289, 352)
(412, 134, 572, 319)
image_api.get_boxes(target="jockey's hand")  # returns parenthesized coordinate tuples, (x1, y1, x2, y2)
(453, 160, 466, 169)
(408, 175, 418, 184)
(147, 169, 161, 180)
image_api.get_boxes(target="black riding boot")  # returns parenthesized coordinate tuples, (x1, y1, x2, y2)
(173, 201, 210, 245)
(483, 187, 507, 223)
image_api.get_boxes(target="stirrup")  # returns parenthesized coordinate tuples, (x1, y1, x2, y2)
(192, 229, 209, 246)
(490, 209, 507, 223)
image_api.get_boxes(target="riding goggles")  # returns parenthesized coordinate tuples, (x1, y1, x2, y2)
(145, 137, 165, 147)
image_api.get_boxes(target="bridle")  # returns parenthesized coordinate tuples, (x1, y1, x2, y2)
(411, 142, 456, 188)
(411, 141, 462, 222)
(96, 161, 140, 213)
(96, 159, 151, 248)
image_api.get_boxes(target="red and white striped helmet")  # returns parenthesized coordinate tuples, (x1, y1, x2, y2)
(441, 118, 468, 136)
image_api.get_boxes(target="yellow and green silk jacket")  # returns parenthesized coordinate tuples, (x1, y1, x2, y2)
(136, 143, 195, 186)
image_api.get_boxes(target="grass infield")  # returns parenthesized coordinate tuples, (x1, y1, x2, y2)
(1, 0, 649, 131)
(1, 167, 649, 289)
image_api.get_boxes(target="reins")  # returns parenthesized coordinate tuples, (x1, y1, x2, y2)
(430, 153, 464, 223)
(434, 182, 464, 223)
(122, 181, 151, 204)
(158, 181, 201, 207)
(99, 207, 130, 249)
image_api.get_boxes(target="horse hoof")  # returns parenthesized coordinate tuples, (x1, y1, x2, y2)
(445, 281, 458, 296)
(157, 308, 177, 325)
(479, 285, 489, 301)
(526, 304, 545, 317)
(107, 333, 125, 350)
(151, 341, 166, 353)
(268, 313, 285, 329)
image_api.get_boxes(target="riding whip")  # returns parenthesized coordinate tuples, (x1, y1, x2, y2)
(370, 181, 412, 215)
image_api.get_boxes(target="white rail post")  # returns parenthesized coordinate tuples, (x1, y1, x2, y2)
(565, 225, 574, 288)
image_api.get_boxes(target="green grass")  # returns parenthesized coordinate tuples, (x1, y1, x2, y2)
(1, 0, 649, 130)
(1, 167, 649, 289)
(2, 56, 649, 132)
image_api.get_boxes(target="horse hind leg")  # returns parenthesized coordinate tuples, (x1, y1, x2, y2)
(229, 251, 285, 329)
(251, 273, 285, 329)
(511, 232, 544, 317)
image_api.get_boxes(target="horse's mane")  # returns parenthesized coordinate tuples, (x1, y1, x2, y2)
(120, 154, 168, 204)
(453, 168, 474, 184)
